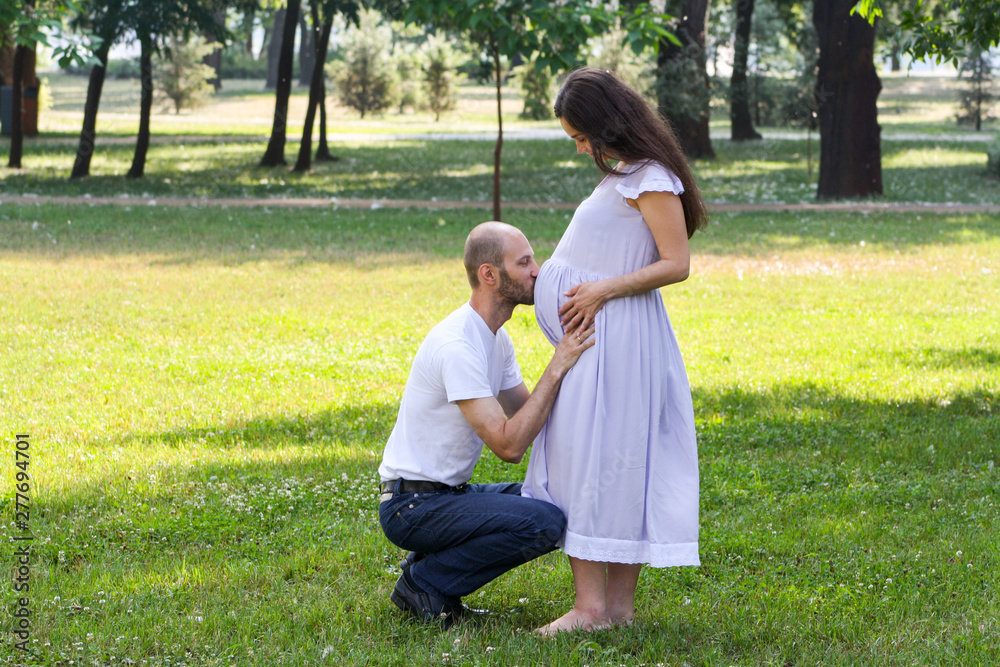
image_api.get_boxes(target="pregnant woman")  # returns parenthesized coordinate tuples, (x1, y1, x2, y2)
(523, 67, 708, 635)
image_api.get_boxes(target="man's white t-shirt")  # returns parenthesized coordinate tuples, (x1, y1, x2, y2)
(378, 302, 524, 487)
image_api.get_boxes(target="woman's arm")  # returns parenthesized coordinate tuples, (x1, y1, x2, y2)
(559, 190, 691, 331)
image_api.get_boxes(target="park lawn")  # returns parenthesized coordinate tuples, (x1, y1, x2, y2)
(2, 134, 998, 207)
(1, 203, 998, 666)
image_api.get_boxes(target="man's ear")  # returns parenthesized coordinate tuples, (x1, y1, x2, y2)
(478, 263, 498, 287)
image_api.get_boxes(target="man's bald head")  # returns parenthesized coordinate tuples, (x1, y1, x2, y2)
(464, 221, 521, 289)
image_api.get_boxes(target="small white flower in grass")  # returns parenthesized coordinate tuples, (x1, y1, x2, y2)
(486, 647, 497, 653)
(321, 646, 336, 659)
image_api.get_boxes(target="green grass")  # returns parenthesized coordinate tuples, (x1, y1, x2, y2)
(1, 204, 998, 666)
(5, 71, 998, 208)
(3, 135, 998, 206)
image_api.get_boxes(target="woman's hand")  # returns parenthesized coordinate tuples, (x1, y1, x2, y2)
(559, 281, 610, 331)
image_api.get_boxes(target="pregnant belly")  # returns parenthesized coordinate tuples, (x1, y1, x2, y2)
(534, 259, 611, 346)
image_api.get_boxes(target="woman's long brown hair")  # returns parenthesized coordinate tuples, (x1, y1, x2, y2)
(554, 67, 708, 238)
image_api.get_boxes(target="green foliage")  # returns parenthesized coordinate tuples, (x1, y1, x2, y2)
(517, 59, 553, 121)
(853, 0, 1000, 64)
(220, 43, 269, 79)
(393, 47, 424, 114)
(657, 45, 710, 122)
(155, 37, 218, 114)
(586, 23, 657, 101)
(329, 9, 397, 118)
(2, 0, 102, 67)
(403, 1, 674, 76)
(421, 34, 460, 122)
(101, 57, 143, 79)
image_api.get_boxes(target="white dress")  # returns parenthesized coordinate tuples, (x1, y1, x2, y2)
(522, 161, 700, 568)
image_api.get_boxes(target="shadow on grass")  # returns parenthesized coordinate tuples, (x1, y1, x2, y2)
(693, 381, 998, 469)
(40, 401, 396, 511)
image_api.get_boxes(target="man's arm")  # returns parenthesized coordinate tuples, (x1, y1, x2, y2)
(497, 382, 530, 418)
(457, 322, 595, 464)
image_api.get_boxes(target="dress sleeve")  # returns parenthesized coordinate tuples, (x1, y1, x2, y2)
(614, 161, 685, 200)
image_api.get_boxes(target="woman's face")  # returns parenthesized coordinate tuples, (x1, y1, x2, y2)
(559, 117, 594, 158)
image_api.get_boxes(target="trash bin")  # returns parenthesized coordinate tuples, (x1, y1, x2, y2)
(0, 86, 11, 136)
(23, 86, 38, 136)
(0, 85, 40, 136)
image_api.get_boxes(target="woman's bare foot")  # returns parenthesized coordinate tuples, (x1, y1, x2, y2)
(534, 608, 612, 637)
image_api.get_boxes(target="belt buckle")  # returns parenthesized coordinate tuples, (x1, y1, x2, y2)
(379, 491, 394, 504)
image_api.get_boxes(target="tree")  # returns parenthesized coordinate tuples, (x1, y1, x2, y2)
(293, 0, 362, 172)
(3, 0, 96, 169)
(852, 0, 1000, 64)
(329, 9, 397, 119)
(71, 0, 128, 178)
(956, 48, 995, 131)
(422, 34, 459, 122)
(730, 0, 762, 140)
(657, 0, 715, 159)
(155, 37, 218, 114)
(403, 0, 671, 221)
(260, 0, 301, 167)
(125, 1, 232, 179)
(264, 6, 284, 88)
(813, 0, 882, 199)
(518, 57, 554, 121)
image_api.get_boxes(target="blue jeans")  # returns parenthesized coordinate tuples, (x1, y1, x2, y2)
(379, 482, 566, 605)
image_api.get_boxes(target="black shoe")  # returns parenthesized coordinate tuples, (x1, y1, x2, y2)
(399, 551, 425, 570)
(390, 573, 456, 628)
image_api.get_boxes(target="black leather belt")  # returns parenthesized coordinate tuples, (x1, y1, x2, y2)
(379, 479, 468, 494)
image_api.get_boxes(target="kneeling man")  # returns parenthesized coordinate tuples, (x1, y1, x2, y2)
(378, 221, 594, 627)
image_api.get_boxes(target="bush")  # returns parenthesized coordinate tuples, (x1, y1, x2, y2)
(421, 35, 460, 122)
(220, 44, 268, 80)
(518, 60, 553, 120)
(155, 37, 218, 114)
(329, 9, 397, 118)
(394, 48, 424, 114)
(656, 46, 711, 124)
(106, 58, 142, 79)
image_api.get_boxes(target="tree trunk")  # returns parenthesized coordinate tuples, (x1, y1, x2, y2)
(298, 13, 314, 87)
(202, 11, 225, 92)
(71, 39, 113, 178)
(890, 40, 901, 72)
(657, 0, 715, 159)
(127, 33, 153, 179)
(260, 0, 301, 167)
(490, 31, 503, 222)
(315, 88, 337, 161)
(730, 0, 762, 140)
(265, 8, 286, 90)
(293, 8, 333, 172)
(813, 0, 882, 199)
(7, 41, 26, 168)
